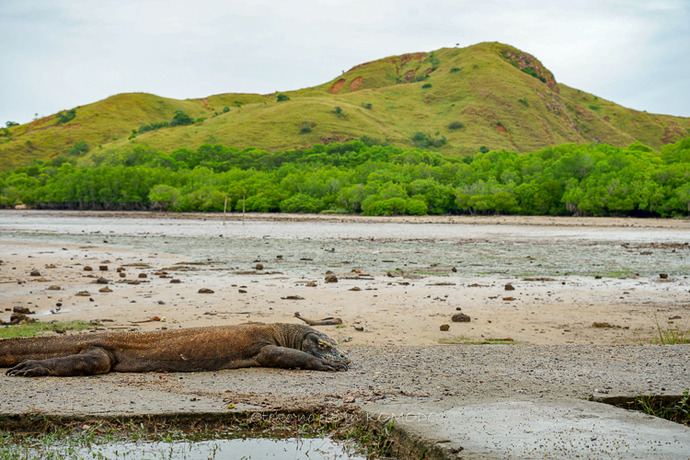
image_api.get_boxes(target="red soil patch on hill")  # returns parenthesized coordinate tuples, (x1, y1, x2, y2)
(329, 78, 346, 94)
(349, 76, 362, 91)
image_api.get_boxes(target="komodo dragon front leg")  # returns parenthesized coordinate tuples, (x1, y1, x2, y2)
(254, 345, 348, 371)
(6, 347, 115, 377)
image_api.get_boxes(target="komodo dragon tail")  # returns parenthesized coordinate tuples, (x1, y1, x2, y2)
(0, 335, 87, 367)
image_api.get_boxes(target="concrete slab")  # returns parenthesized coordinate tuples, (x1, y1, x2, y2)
(362, 397, 690, 459)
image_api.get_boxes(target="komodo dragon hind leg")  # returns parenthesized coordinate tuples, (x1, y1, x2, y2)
(255, 345, 347, 371)
(6, 347, 115, 377)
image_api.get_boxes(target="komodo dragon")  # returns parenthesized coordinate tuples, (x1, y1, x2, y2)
(0, 323, 350, 377)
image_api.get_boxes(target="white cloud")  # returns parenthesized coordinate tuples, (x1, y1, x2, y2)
(0, 0, 688, 124)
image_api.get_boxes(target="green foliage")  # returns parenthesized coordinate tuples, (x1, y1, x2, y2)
(0, 321, 93, 338)
(67, 141, 90, 156)
(428, 52, 440, 71)
(450, 67, 461, 73)
(520, 67, 546, 83)
(276, 93, 290, 102)
(56, 109, 77, 125)
(137, 121, 169, 133)
(411, 132, 447, 149)
(422, 83, 432, 89)
(362, 103, 373, 110)
(518, 97, 530, 107)
(332, 106, 344, 116)
(170, 110, 194, 127)
(448, 121, 464, 131)
(5, 121, 19, 128)
(0, 139, 689, 217)
(300, 121, 314, 134)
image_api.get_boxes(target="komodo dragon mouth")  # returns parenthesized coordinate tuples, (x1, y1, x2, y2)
(1, 323, 350, 377)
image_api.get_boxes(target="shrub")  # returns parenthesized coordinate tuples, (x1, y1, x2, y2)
(56, 109, 76, 125)
(299, 121, 313, 134)
(422, 83, 432, 89)
(362, 103, 373, 110)
(5, 121, 19, 128)
(170, 110, 193, 127)
(450, 67, 461, 73)
(411, 132, 447, 149)
(479, 146, 490, 153)
(276, 93, 290, 102)
(518, 97, 530, 107)
(447, 121, 464, 131)
(332, 106, 344, 116)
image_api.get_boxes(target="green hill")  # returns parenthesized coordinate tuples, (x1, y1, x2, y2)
(1, 42, 688, 170)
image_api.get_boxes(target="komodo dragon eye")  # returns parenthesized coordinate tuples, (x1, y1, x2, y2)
(318, 340, 331, 349)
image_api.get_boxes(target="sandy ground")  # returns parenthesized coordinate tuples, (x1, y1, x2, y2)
(1, 214, 688, 347)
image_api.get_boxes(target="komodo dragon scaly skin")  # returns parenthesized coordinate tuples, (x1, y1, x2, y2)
(0, 323, 350, 377)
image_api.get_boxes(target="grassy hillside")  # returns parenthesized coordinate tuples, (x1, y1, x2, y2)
(1, 42, 688, 170)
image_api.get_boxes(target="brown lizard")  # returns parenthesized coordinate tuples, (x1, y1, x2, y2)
(0, 323, 350, 377)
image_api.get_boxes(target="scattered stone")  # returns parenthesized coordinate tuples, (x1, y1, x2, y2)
(99, 266, 108, 271)
(325, 274, 338, 283)
(305, 281, 318, 287)
(13, 306, 34, 314)
(238, 289, 247, 293)
(276, 255, 283, 259)
(170, 279, 182, 284)
(659, 273, 668, 279)
(45, 264, 57, 269)
(452, 313, 471, 323)
(138, 273, 148, 279)
(282, 295, 304, 300)
(255, 263, 264, 270)
(75, 291, 91, 297)
(96, 277, 109, 284)
(592, 322, 618, 329)
(349, 287, 362, 291)
(99, 287, 112, 293)
(47, 285, 61, 291)
(502, 296, 516, 301)
(440, 324, 450, 331)
(119, 272, 126, 278)
(505, 283, 515, 291)
(83, 266, 93, 271)
(198, 288, 215, 294)
(354, 326, 365, 332)
(30, 269, 41, 277)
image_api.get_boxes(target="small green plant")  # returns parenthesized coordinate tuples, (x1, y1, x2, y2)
(653, 315, 689, 344)
(589, 104, 601, 111)
(362, 103, 373, 110)
(628, 391, 690, 426)
(421, 83, 432, 89)
(518, 97, 530, 107)
(332, 106, 344, 116)
(5, 121, 19, 128)
(447, 120, 464, 131)
(450, 67, 461, 73)
(276, 93, 290, 102)
(479, 145, 490, 153)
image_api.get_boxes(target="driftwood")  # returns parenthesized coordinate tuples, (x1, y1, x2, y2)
(294, 312, 343, 326)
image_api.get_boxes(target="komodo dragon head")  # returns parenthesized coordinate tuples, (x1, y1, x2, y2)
(298, 327, 351, 367)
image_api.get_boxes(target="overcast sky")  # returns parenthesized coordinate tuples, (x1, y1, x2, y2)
(1, 0, 688, 125)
